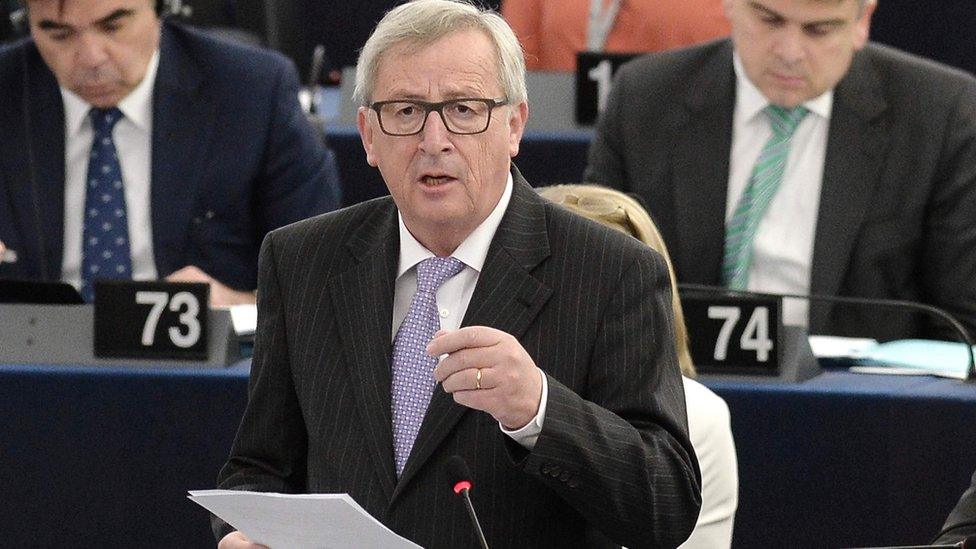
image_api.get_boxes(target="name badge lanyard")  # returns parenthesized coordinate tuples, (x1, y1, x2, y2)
(587, 0, 623, 51)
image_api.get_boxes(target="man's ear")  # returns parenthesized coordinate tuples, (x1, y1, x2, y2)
(853, 0, 877, 50)
(357, 107, 378, 167)
(721, 0, 736, 22)
(508, 101, 528, 158)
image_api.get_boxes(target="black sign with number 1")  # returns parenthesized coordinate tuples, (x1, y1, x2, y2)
(94, 280, 209, 360)
(575, 51, 639, 125)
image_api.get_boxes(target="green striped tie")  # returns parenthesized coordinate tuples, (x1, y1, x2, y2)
(722, 105, 810, 289)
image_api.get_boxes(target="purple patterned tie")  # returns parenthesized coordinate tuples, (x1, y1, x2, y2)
(391, 256, 465, 475)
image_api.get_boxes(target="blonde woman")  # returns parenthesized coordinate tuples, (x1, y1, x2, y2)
(539, 184, 739, 549)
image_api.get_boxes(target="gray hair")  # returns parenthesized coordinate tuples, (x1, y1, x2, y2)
(353, 0, 527, 106)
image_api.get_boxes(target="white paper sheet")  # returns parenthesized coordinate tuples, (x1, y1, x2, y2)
(227, 304, 257, 336)
(807, 335, 877, 358)
(188, 490, 422, 549)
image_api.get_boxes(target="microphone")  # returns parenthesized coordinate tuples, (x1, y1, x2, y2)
(307, 44, 327, 112)
(302, 44, 331, 147)
(446, 455, 489, 549)
(678, 283, 976, 381)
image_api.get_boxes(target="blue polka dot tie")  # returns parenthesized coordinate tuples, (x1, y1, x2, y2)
(80, 107, 132, 303)
(391, 256, 465, 476)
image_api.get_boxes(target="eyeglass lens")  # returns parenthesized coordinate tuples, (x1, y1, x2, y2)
(377, 100, 494, 135)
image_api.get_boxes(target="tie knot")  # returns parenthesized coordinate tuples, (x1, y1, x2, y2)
(765, 105, 809, 138)
(90, 107, 123, 135)
(416, 256, 464, 294)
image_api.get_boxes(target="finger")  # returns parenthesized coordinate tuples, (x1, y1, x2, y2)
(428, 325, 504, 356)
(166, 265, 212, 282)
(433, 346, 499, 383)
(441, 366, 492, 393)
(449, 387, 497, 413)
(165, 267, 197, 281)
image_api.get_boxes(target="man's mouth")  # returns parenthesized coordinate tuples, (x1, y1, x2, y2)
(420, 175, 456, 186)
(770, 72, 805, 87)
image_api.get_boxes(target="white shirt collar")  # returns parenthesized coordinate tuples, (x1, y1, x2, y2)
(732, 51, 833, 123)
(397, 172, 515, 277)
(61, 49, 160, 136)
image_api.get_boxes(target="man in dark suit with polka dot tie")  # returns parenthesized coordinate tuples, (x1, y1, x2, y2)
(0, 0, 341, 305)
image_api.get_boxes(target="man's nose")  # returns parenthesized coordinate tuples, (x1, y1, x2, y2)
(75, 32, 110, 68)
(773, 27, 807, 65)
(418, 110, 454, 154)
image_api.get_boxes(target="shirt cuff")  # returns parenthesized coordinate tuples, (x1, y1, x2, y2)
(500, 369, 548, 450)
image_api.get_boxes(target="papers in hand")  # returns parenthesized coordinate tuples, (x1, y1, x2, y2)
(188, 490, 421, 549)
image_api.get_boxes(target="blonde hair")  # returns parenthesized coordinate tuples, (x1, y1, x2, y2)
(353, 0, 527, 106)
(538, 184, 696, 377)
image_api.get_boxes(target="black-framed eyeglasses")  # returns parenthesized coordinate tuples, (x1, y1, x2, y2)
(368, 97, 508, 136)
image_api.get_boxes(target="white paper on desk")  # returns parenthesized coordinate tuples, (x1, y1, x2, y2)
(848, 365, 968, 380)
(227, 304, 257, 336)
(808, 335, 877, 358)
(188, 490, 422, 549)
(849, 339, 974, 380)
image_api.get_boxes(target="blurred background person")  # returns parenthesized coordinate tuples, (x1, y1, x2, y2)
(539, 183, 739, 549)
(503, 0, 730, 71)
(585, 0, 976, 341)
(0, 0, 341, 306)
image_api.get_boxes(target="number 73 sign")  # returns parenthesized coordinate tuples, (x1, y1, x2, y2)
(93, 280, 210, 361)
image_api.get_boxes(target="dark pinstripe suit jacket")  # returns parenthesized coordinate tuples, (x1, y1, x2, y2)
(215, 169, 702, 548)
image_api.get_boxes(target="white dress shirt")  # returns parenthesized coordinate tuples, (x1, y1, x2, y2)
(392, 173, 549, 449)
(61, 51, 160, 289)
(727, 53, 833, 327)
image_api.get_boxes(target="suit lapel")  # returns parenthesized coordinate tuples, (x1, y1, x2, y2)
(0, 43, 67, 279)
(809, 50, 889, 329)
(150, 24, 216, 276)
(328, 202, 400, 501)
(392, 169, 553, 501)
(670, 41, 736, 284)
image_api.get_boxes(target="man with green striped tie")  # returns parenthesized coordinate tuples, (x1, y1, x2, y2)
(586, 0, 976, 341)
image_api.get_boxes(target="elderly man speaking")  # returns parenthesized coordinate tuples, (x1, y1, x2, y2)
(214, 1, 701, 547)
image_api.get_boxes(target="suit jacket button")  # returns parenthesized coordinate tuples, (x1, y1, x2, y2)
(559, 471, 570, 482)
(549, 465, 561, 477)
(541, 464, 551, 475)
(568, 478, 579, 488)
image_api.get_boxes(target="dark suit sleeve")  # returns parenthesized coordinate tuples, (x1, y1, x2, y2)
(519, 249, 702, 549)
(935, 469, 976, 544)
(255, 59, 342, 234)
(212, 232, 309, 540)
(584, 63, 633, 192)
(920, 77, 976, 339)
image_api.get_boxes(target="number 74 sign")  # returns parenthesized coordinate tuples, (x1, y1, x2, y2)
(680, 294, 783, 376)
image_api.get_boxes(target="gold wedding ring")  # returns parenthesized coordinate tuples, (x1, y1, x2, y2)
(475, 368, 482, 390)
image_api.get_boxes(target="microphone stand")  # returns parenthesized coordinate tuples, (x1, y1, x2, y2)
(457, 485, 489, 549)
